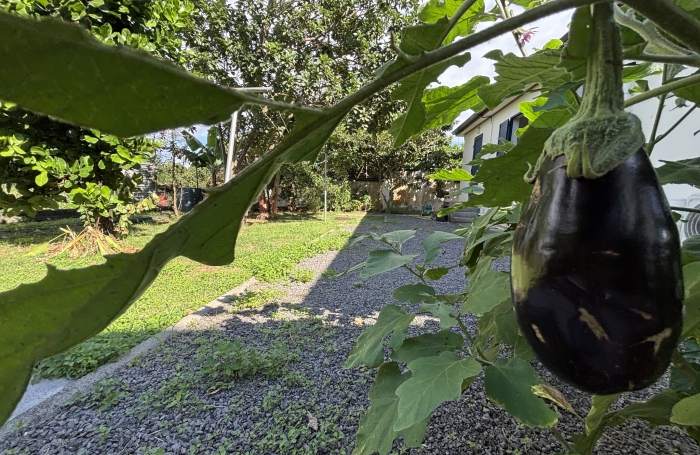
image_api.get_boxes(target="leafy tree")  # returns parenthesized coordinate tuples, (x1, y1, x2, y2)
(4, 2, 700, 455)
(0, 0, 193, 232)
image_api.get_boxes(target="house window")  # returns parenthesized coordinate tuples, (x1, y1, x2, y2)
(471, 133, 483, 175)
(497, 114, 529, 152)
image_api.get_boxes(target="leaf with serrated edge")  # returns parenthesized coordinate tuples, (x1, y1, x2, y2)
(478, 50, 570, 110)
(394, 352, 481, 430)
(462, 271, 511, 316)
(0, 108, 347, 426)
(422, 231, 464, 266)
(353, 362, 429, 455)
(485, 358, 558, 428)
(0, 13, 250, 137)
(391, 330, 464, 364)
(421, 76, 489, 133)
(345, 305, 415, 368)
(361, 250, 418, 278)
(393, 284, 436, 304)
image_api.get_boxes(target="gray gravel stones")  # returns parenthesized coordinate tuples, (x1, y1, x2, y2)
(1, 214, 698, 455)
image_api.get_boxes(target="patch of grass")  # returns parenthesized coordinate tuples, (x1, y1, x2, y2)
(230, 289, 284, 311)
(289, 268, 314, 283)
(0, 212, 364, 380)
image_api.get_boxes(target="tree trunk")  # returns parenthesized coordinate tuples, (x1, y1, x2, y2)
(257, 190, 269, 220)
(172, 151, 179, 217)
(270, 170, 280, 218)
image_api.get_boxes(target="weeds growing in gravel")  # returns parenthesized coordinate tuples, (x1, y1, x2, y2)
(230, 289, 284, 311)
(289, 268, 315, 283)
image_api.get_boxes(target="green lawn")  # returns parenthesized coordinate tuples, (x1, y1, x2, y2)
(0, 212, 366, 379)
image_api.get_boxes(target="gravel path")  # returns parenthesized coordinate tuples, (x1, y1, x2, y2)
(1, 214, 698, 455)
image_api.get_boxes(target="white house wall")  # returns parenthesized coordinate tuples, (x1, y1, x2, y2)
(459, 91, 539, 202)
(458, 74, 700, 208)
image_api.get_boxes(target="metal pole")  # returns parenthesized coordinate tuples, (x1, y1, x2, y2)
(224, 110, 239, 184)
(324, 151, 327, 222)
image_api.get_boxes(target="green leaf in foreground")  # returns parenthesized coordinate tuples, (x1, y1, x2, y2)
(394, 352, 481, 430)
(426, 168, 473, 181)
(0, 12, 253, 137)
(462, 270, 511, 316)
(422, 231, 464, 266)
(656, 158, 700, 188)
(345, 305, 415, 368)
(0, 109, 347, 426)
(477, 50, 570, 110)
(484, 358, 558, 428)
(465, 128, 554, 208)
(421, 76, 489, 133)
(682, 235, 700, 266)
(391, 330, 464, 364)
(585, 394, 619, 434)
(671, 394, 700, 426)
(361, 250, 418, 278)
(683, 261, 700, 338)
(389, 53, 472, 147)
(618, 390, 683, 426)
(392, 284, 436, 304)
(353, 362, 429, 455)
(420, 301, 458, 328)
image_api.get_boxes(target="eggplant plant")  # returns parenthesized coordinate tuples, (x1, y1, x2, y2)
(181, 126, 225, 187)
(1, 1, 700, 454)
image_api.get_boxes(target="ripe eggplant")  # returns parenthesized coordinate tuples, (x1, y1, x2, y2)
(511, 149, 683, 395)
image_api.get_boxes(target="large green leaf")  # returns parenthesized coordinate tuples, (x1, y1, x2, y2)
(422, 231, 464, 266)
(683, 262, 700, 338)
(585, 394, 619, 434)
(0, 12, 250, 137)
(622, 62, 662, 83)
(558, 6, 592, 80)
(390, 330, 464, 364)
(671, 394, 700, 426)
(361, 250, 419, 278)
(394, 352, 481, 430)
(392, 284, 436, 304)
(417, 0, 486, 45)
(344, 305, 415, 368)
(421, 76, 489, 132)
(0, 107, 347, 426)
(682, 235, 700, 266)
(419, 301, 458, 328)
(477, 50, 571, 110)
(618, 390, 684, 426)
(353, 362, 429, 455)
(484, 358, 558, 428)
(465, 128, 554, 208)
(426, 168, 473, 181)
(462, 271, 511, 316)
(389, 53, 472, 147)
(656, 158, 700, 188)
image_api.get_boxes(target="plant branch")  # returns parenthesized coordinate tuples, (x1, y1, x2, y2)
(625, 73, 700, 108)
(671, 206, 700, 215)
(623, 0, 700, 56)
(646, 89, 667, 154)
(551, 427, 576, 454)
(437, 0, 480, 46)
(456, 316, 493, 366)
(624, 52, 700, 67)
(403, 264, 427, 285)
(232, 90, 324, 115)
(495, 0, 528, 56)
(651, 104, 698, 148)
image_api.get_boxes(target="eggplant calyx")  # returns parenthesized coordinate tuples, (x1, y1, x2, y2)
(527, 3, 645, 182)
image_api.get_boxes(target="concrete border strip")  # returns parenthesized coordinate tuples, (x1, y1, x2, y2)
(0, 277, 257, 437)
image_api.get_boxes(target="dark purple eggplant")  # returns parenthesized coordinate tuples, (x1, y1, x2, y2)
(511, 148, 683, 394)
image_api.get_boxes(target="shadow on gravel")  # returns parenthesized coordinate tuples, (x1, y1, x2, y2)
(2, 214, 698, 455)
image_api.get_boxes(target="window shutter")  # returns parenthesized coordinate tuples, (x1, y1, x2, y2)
(497, 120, 510, 144)
(471, 134, 483, 176)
